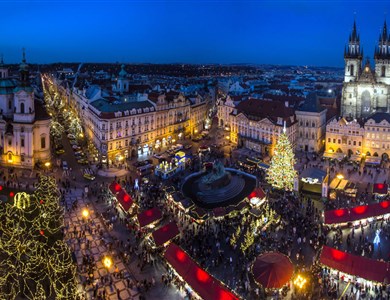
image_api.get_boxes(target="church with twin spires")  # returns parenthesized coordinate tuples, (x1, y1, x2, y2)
(341, 20, 390, 119)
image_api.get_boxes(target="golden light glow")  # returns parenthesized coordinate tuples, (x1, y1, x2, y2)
(194, 129, 198, 133)
(328, 149, 334, 153)
(294, 274, 307, 289)
(79, 133, 84, 138)
(226, 136, 230, 140)
(44, 162, 51, 167)
(103, 256, 112, 269)
(82, 209, 89, 218)
(336, 174, 344, 180)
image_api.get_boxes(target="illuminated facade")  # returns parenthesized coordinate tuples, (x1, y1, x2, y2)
(0, 54, 51, 168)
(61, 68, 210, 163)
(341, 20, 390, 119)
(218, 97, 297, 156)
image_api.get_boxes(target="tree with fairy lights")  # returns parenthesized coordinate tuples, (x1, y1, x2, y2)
(0, 176, 76, 299)
(266, 123, 297, 191)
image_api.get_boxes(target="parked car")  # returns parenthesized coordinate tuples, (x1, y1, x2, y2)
(83, 173, 95, 181)
(77, 158, 89, 165)
(62, 161, 68, 170)
(55, 149, 65, 155)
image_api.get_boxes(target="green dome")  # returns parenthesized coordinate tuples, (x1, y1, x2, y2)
(118, 64, 127, 78)
(0, 79, 16, 95)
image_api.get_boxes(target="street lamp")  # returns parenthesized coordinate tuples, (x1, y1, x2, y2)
(103, 256, 112, 269)
(82, 209, 89, 218)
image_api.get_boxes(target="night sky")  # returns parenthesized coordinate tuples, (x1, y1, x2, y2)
(0, 1, 389, 66)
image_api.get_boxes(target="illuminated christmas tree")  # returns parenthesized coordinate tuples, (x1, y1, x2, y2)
(266, 124, 297, 191)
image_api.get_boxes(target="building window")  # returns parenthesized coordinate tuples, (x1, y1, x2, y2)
(382, 65, 386, 77)
(333, 139, 336, 143)
(109, 143, 112, 150)
(8, 139, 11, 146)
(328, 138, 331, 143)
(41, 137, 46, 149)
(353, 141, 356, 146)
(338, 139, 341, 144)
(21, 138, 25, 148)
(8, 100, 11, 109)
(20, 103, 25, 114)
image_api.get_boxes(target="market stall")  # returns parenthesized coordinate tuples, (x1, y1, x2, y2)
(137, 207, 163, 228)
(319, 246, 390, 283)
(373, 183, 389, 200)
(324, 200, 390, 225)
(164, 243, 240, 300)
(108, 182, 135, 213)
(152, 221, 180, 248)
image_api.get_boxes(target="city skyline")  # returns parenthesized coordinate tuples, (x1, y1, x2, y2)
(1, 1, 389, 67)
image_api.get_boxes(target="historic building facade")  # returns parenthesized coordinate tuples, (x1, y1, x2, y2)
(60, 67, 210, 163)
(341, 20, 390, 119)
(0, 54, 51, 168)
(218, 97, 297, 157)
(296, 93, 327, 153)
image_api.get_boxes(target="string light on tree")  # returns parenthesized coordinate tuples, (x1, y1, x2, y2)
(266, 122, 297, 191)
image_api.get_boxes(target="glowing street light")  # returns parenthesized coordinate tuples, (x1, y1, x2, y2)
(44, 162, 51, 168)
(294, 274, 307, 289)
(336, 174, 344, 180)
(82, 209, 89, 218)
(103, 256, 112, 269)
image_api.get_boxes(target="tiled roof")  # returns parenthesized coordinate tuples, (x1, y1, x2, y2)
(235, 98, 296, 125)
(366, 112, 390, 124)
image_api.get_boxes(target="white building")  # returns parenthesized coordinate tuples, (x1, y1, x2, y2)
(296, 93, 327, 153)
(0, 54, 51, 168)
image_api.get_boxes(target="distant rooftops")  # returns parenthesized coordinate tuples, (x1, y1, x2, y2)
(89, 97, 155, 119)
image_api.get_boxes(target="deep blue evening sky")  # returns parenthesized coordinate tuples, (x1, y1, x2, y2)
(0, 1, 388, 66)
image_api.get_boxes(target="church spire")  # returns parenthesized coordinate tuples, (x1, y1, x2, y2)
(375, 19, 390, 59)
(345, 19, 362, 59)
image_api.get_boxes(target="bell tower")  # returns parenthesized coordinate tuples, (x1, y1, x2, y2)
(344, 20, 363, 83)
(0, 54, 9, 79)
(13, 48, 35, 124)
(375, 20, 390, 84)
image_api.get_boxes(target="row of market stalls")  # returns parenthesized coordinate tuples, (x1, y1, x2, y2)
(320, 246, 390, 284)
(164, 243, 240, 300)
(324, 199, 390, 225)
(323, 151, 383, 166)
(108, 182, 181, 248)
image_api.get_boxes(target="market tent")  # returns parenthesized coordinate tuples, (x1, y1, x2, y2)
(252, 252, 294, 289)
(320, 246, 390, 283)
(152, 221, 180, 247)
(137, 207, 162, 228)
(324, 200, 390, 225)
(249, 187, 266, 200)
(373, 183, 389, 195)
(175, 151, 186, 158)
(329, 178, 341, 190)
(336, 179, 348, 190)
(108, 182, 134, 212)
(164, 243, 239, 300)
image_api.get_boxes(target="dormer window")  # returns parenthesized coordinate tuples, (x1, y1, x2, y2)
(20, 103, 25, 114)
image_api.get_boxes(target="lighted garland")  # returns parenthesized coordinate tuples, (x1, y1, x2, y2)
(266, 130, 297, 191)
(0, 176, 77, 299)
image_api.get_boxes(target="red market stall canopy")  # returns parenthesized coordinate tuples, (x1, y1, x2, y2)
(324, 200, 390, 225)
(164, 243, 240, 300)
(373, 183, 389, 195)
(249, 187, 266, 200)
(252, 252, 294, 289)
(152, 221, 180, 247)
(108, 182, 134, 212)
(320, 246, 390, 283)
(137, 207, 163, 228)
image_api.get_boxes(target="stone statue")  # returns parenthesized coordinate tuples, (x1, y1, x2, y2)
(201, 160, 227, 185)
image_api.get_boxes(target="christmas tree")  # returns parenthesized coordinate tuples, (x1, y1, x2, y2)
(266, 124, 297, 191)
